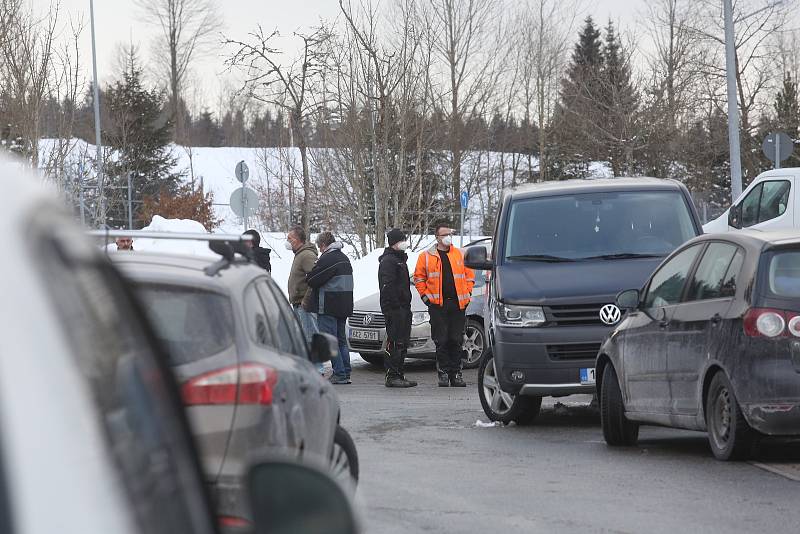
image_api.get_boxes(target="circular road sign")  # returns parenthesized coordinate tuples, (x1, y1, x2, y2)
(762, 132, 794, 164)
(235, 160, 250, 183)
(230, 187, 259, 217)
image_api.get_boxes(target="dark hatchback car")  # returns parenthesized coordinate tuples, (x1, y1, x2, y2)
(465, 179, 703, 425)
(598, 230, 800, 460)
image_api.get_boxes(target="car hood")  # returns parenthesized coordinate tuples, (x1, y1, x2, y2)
(495, 257, 664, 304)
(702, 211, 730, 233)
(352, 290, 427, 313)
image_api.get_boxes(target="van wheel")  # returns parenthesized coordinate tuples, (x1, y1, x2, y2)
(461, 319, 487, 369)
(359, 353, 383, 367)
(600, 364, 639, 446)
(478, 354, 541, 425)
(330, 425, 359, 486)
(705, 372, 754, 461)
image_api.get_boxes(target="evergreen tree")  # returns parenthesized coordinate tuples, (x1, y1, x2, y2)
(103, 49, 180, 228)
(773, 72, 800, 167)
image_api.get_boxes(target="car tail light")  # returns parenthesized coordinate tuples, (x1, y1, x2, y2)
(219, 516, 251, 528)
(743, 308, 800, 338)
(181, 363, 278, 406)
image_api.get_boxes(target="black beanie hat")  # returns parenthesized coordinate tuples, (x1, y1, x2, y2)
(386, 228, 406, 247)
(243, 229, 261, 247)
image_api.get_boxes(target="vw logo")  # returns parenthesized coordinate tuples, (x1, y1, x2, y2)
(599, 304, 622, 326)
(363, 313, 374, 326)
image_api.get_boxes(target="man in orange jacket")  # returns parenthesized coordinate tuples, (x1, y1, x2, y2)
(414, 224, 475, 387)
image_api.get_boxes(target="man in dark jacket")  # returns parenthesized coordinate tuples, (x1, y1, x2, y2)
(243, 229, 271, 272)
(378, 229, 418, 388)
(307, 232, 354, 384)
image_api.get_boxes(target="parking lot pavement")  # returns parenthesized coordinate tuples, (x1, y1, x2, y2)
(338, 356, 800, 534)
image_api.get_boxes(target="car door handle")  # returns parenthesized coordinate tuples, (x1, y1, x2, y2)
(710, 314, 722, 326)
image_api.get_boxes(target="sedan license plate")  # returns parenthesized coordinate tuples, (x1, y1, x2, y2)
(350, 328, 379, 341)
(580, 367, 596, 385)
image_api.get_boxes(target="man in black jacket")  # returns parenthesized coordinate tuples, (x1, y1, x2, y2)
(378, 229, 418, 388)
(307, 232, 354, 384)
(243, 229, 272, 272)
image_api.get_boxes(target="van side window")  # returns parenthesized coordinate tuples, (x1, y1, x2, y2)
(686, 243, 739, 301)
(644, 245, 701, 308)
(740, 180, 790, 227)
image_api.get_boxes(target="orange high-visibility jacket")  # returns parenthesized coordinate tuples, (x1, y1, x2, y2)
(413, 245, 475, 309)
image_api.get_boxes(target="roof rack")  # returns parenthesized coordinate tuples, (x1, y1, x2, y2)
(87, 230, 255, 277)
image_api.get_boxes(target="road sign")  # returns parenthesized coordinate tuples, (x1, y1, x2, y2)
(762, 132, 793, 168)
(235, 160, 250, 183)
(460, 191, 469, 210)
(230, 187, 259, 218)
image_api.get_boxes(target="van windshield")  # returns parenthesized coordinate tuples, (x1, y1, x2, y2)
(504, 190, 697, 261)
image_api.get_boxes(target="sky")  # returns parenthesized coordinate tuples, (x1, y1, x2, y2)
(55, 0, 636, 110)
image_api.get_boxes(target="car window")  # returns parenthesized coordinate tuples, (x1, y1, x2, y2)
(244, 283, 274, 346)
(38, 241, 213, 534)
(740, 183, 762, 227)
(254, 280, 296, 354)
(759, 180, 790, 223)
(644, 245, 702, 308)
(687, 243, 739, 301)
(137, 284, 236, 365)
(720, 249, 745, 298)
(768, 251, 800, 297)
(262, 280, 310, 358)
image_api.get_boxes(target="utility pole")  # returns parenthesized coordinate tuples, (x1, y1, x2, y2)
(90, 0, 105, 225)
(723, 0, 743, 202)
(127, 171, 133, 230)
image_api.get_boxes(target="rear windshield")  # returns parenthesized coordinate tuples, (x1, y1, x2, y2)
(768, 252, 800, 298)
(504, 190, 697, 260)
(137, 284, 235, 365)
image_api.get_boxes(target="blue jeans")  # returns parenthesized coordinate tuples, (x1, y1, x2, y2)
(317, 314, 351, 378)
(293, 305, 323, 373)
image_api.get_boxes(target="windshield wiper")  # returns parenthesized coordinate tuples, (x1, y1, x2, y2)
(579, 253, 663, 260)
(506, 254, 576, 263)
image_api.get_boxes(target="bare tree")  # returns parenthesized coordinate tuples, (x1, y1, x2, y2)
(135, 0, 221, 142)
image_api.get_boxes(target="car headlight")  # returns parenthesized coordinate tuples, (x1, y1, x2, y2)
(412, 311, 430, 326)
(496, 303, 545, 327)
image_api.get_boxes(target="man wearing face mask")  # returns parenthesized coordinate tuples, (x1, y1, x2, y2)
(378, 229, 418, 388)
(414, 224, 475, 387)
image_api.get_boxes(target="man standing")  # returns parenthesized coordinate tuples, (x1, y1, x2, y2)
(414, 224, 475, 387)
(286, 226, 321, 374)
(243, 229, 272, 272)
(307, 232, 354, 385)
(378, 229, 417, 388)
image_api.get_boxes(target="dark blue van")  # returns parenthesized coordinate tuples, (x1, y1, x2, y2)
(464, 178, 703, 424)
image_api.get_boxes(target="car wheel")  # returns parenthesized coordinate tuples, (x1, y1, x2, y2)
(478, 354, 541, 425)
(330, 425, 359, 486)
(705, 372, 755, 461)
(358, 353, 384, 367)
(600, 364, 639, 446)
(462, 318, 486, 369)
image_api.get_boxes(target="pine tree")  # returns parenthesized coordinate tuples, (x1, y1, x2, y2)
(599, 21, 640, 176)
(775, 72, 800, 139)
(553, 17, 605, 178)
(103, 48, 179, 228)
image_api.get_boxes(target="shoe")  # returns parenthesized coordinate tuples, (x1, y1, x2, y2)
(449, 372, 466, 387)
(385, 375, 418, 388)
(329, 374, 352, 385)
(437, 370, 450, 387)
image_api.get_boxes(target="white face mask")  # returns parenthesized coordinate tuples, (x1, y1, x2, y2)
(284, 240, 294, 251)
(441, 235, 453, 247)
(396, 241, 409, 251)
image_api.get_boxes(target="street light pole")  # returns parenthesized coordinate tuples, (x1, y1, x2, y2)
(723, 0, 743, 202)
(90, 0, 105, 226)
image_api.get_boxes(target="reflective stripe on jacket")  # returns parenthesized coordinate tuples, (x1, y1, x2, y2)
(413, 245, 475, 309)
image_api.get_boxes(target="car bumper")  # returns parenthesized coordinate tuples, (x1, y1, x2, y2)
(346, 319, 436, 357)
(492, 324, 611, 396)
(742, 401, 800, 436)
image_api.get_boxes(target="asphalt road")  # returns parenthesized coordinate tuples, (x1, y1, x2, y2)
(337, 357, 800, 534)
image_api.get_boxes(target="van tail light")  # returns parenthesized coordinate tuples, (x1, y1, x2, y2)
(743, 308, 800, 338)
(181, 363, 278, 406)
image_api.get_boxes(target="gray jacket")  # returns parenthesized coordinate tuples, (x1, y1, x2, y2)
(288, 242, 318, 307)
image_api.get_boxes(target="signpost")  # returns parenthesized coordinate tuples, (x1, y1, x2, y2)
(762, 132, 794, 169)
(230, 187, 260, 231)
(235, 160, 250, 183)
(460, 191, 469, 247)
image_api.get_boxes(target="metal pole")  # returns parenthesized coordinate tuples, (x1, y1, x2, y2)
(775, 136, 781, 170)
(79, 162, 86, 226)
(724, 0, 743, 201)
(127, 172, 133, 230)
(460, 207, 464, 248)
(90, 0, 104, 226)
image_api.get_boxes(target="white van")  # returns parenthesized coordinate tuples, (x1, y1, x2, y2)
(703, 168, 799, 233)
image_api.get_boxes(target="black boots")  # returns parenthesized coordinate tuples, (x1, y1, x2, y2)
(437, 370, 450, 387)
(385, 373, 418, 388)
(449, 371, 466, 387)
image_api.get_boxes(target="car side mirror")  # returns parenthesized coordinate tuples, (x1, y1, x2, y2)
(616, 289, 640, 310)
(728, 205, 741, 229)
(464, 246, 493, 271)
(248, 460, 359, 534)
(309, 332, 337, 363)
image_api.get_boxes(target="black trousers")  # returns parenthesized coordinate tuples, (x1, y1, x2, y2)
(384, 308, 412, 378)
(429, 299, 466, 374)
